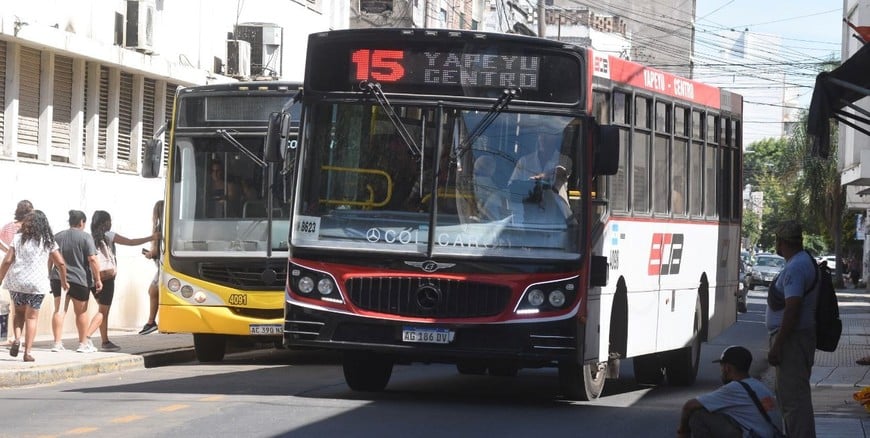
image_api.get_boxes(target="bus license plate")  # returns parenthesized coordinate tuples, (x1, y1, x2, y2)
(402, 327, 454, 344)
(249, 324, 282, 335)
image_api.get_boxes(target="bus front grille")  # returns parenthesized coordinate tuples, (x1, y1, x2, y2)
(346, 277, 510, 318)
(199, 264, 287, 289)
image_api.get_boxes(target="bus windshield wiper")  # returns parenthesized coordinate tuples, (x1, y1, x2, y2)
(216, 129, 267, 169)
(452, 88, 520, 163)
(360, 81, 422, 161)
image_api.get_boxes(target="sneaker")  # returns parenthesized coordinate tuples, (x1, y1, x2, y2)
(139, 322, 158, 335)
(9, 340, 19, 357)
(101, 341, 121, 352)
(51, 343, 66, 352)
(76, 342, 97, 353)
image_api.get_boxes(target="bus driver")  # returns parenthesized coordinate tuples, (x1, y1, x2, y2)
(509, 131, 573, 223)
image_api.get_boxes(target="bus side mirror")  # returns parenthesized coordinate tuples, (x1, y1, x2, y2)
(141, 139, 163, 178)
(265, 112, 285, 163)
(593, 125, 619, 176)
(590, 255, 608, 287)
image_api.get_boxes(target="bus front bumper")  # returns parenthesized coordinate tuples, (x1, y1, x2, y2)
(283, 302, 583, 365)
(159, 304, 284, 338)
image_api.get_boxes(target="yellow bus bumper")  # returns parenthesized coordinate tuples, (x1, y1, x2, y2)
(158, 304, 284, 336)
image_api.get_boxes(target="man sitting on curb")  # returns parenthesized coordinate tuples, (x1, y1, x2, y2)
(677, 345, 783, 438)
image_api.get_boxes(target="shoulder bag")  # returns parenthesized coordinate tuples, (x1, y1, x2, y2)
(97, 242, 116, 280)
(736, 380, 787, 438)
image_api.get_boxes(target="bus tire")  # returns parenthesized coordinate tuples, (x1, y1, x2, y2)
(632, 353, 664, 385)
(343, 352, 393, 392)
(558, 361, 607, 401)
(193, 334, 226, 362)
(665, 298, 702, 386)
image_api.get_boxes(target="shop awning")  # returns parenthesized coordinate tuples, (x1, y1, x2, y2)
(807, 42, 870, 159)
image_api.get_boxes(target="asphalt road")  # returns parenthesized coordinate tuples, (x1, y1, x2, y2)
(0, 309, 768, 438)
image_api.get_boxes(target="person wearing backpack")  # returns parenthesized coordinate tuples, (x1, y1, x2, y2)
(766, 220, 817, 437)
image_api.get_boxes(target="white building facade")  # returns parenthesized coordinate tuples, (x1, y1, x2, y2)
(0, 0, 347, 337)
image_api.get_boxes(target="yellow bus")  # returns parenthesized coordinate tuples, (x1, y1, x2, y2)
(142, 81, 300, 361)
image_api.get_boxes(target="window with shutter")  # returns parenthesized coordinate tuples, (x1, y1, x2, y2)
(98, 66, 109, 163)
(118, 72, 134, 170)
(164, 82, 178, 167)
(18, 46, 41, 158)
(0, 41, 5, 143)
(52, 55, 74, 163)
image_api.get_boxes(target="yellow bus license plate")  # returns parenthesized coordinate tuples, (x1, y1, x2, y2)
(249, 324, 282, 335)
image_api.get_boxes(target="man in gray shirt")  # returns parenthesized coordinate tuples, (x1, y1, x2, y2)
(678, 346, 782, 437)
(49, 210, 102, 353)
(766, 220, 816, 437)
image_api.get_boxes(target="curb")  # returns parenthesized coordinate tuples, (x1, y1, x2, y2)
(141, 347, 196, 368)
(0, 347, 197, 389)
(0, 355, 144, 388)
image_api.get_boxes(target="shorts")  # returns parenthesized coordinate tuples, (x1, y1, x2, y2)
(50, 279, 63, 298)
(151, 271, 159, 286)
(65, 282, 91, 302)
(10, 291, 45, 310)
(92, 278, 116, 306)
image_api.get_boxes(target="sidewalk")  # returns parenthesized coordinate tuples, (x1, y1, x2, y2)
(0, 329, 195, 388)
(753, 286, 870, 436)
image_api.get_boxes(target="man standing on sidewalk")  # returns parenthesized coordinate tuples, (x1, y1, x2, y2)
(766, 220, 817, 437)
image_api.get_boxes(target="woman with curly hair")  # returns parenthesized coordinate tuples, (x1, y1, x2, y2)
(88, 210, 156, 351)
(0, 210, 68, 362)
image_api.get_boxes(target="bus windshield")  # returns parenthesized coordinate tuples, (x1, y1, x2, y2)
(171, 134, 291, 255)
(292, 102, 585, 260)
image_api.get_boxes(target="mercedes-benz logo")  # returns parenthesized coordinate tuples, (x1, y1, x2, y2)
(416, 284, 442, 310)
(366, 228, 381, 242)
(405, 260, 456, 272)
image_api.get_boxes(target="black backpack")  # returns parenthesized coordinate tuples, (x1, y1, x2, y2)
(807, 257, 842, 352)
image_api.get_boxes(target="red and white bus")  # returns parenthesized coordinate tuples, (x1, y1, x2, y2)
(275, 28, 742, 400)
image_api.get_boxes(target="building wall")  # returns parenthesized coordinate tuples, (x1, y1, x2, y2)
(0, 0, 347, 338)
(693, 31, 801, 146)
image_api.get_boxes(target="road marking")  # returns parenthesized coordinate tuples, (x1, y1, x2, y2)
(199, 395, 226, 402)
(63, 427, 99, 435)
(158, 404, 189, 412)
(111, 415, 145, 424)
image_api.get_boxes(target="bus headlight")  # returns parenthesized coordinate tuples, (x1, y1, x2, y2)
(180, 285, 194, 299)
(527, 289, 545, 306)
(548, 290, 566, 307)
(167, 278, 181, 292)
(317, 278, 334, 295)
(193, 291, 207, 303)
(298, 276, 315, 294)
(515, 277, 579, 314)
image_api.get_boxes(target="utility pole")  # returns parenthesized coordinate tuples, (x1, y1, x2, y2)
(538, 0, 545, 37)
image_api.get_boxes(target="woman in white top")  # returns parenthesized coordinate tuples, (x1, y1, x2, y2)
(0, 210, 68, 362)
(88, 210, 156, 352)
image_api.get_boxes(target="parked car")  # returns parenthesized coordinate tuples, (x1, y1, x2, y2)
(745, 253, 785, 290)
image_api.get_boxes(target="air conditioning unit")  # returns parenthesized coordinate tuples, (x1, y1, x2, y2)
(126, 0, 156, 53)
(234, 23, 283, 77)
(226, 40, 251, 78)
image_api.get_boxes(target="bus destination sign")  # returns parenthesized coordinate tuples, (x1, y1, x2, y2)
(350, 49, 541, 91)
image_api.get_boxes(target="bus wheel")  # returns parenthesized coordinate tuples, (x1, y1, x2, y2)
(665, 299, 702, 386)
(193, 334, 226, 362)
(558, 361, 607, 401)
(343, 352, 393, 392)
(632, 353, 664, 385)
(456, 361, 487, 375)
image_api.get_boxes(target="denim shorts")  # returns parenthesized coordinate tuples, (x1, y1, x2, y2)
(10, 292, 45, 310)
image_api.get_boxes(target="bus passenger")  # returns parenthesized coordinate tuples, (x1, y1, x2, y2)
(207, 159, 240, 217)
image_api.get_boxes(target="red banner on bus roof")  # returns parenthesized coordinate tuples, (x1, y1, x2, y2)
(590, 51, 721, 109)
